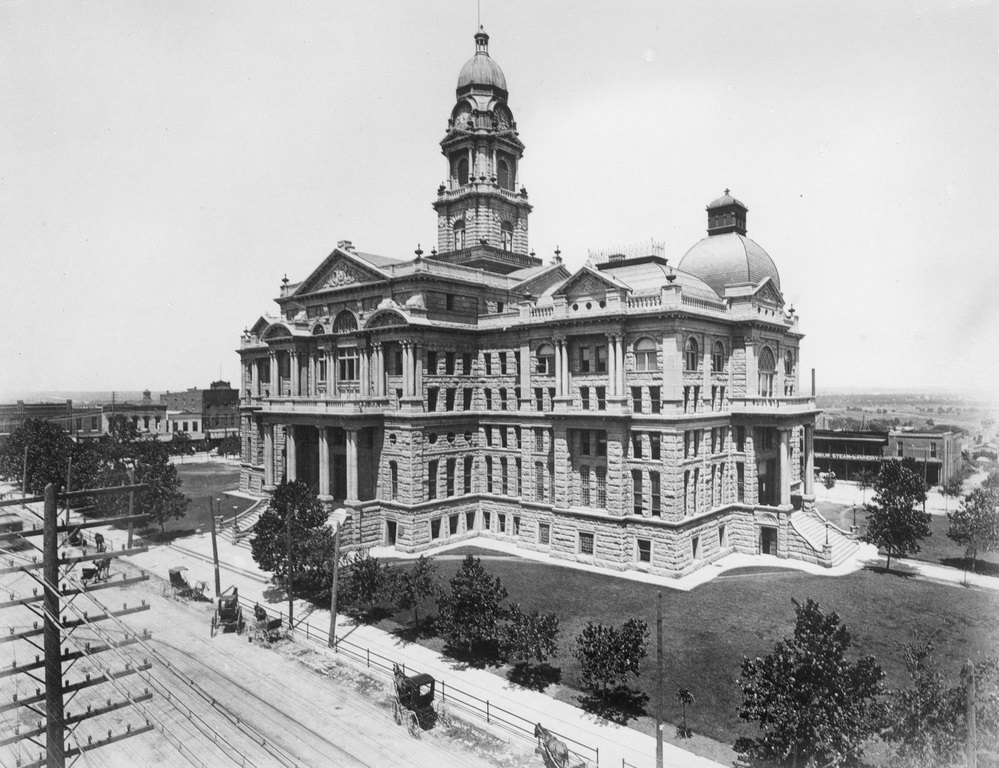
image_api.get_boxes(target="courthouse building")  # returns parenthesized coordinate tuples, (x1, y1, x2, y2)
(237, 29, 854, 575)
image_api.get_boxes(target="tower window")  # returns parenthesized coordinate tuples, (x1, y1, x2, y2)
(712, 341, 725, 373)
(758, 346, 777, 397)
(453, 155, 469, 186)
(453, 220, 466, 250)
(500, 221, 513, 251)
(497, 157, 513, 190)
(684, 337, 699, 372)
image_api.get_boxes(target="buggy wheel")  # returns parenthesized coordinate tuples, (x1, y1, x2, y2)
(393, 701, 402, 725)
(211, 614, 218, 637)
(406, 711, 421, 739)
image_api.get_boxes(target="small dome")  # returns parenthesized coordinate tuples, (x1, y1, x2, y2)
(678, 233, 781, 296)
(707, 189, 746, 210)
(457, 28, 507, 92)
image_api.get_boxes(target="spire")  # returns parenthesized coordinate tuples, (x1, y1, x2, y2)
(475, 26, 489, 55)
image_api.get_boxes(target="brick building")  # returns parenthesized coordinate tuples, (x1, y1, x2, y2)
(0, 400, 103, 440)
(161, 381, 239, 442)
(237, 29, 850, 575)
(814, 428, 963, 487)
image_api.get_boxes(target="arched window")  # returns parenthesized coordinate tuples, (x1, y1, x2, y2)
(453, 156, 469, 186)
(758, 346, 776, 397)
(332, 310, 357, 333)
(712, 341, 725, 373)
(500, 221, 513, 251)
(497, 157, 512, 190)
(784, 350, 795, 376)
(453, 220, 465, 250)
(684, 337, 699, 372)
(389, 461, 398, 500)
(634, 337, 657, 371)
(535, 343, 555, 375)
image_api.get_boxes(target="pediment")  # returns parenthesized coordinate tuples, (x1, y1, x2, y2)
(752, 277, 784, 307)
(553, 266, 627, 302)
(294, 249, 388, 295)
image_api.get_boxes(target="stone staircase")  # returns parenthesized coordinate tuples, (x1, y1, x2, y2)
(789, 510, 859, 567)
(217, 498, 267, 546)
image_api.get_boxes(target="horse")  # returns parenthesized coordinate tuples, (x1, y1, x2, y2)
(534, 722, 570, 768)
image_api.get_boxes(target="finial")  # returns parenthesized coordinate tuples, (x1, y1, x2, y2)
(530, 249, 536, 258)
(724, 188, 730, 196)
(789, 304, 796, 316)
(554, 246, 562, 264)
(281, 274, 289, 286)
(414, 244, 423, 260)
(430, 247, 438, 257)
(666, 265, 676, 283)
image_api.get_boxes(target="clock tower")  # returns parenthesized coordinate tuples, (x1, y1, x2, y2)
(430, 28, 538, 274)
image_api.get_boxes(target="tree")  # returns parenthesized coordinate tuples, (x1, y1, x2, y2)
(947, 486, 999, 575)
(0, 419, 74, 494)
(499, 603, 560, 666)
(882, 637, 964, 767)
(940, 474, 964, 512)
(435, 554, 508, 656)
(217, 433, 241, 456)
(392, 555, 439, 626)
(676, 688, 695, 738)
(735, 598, 884, 768)
(250, 481, 330, 581)
(339, 551, 389, 615)
(170, 431, 194, 457)
(851, 468, 877, 505)
(134, 438, 188, 533)
(572, 619, 648, 696)
(861, 460, 930, 571)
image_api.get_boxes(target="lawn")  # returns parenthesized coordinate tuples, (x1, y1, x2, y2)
(378, 550, 999, 750)
(150, 462, 255, 536)
(817, 499, 999, 575)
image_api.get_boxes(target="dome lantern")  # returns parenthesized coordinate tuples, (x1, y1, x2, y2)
(706, 188, 748, 236)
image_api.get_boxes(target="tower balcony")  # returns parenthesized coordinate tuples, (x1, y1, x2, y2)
(435, 179, 529, 207)
(257, 396, 391, 417)
(728, 396, 817, 415)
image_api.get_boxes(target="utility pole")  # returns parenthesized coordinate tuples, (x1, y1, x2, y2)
(127, 466, 136, 548)
(43, 484, 66, 767)
(209, 499, 221, 598)
(966, 660, 977, 768)
(656, 592, 664, 768)
(22, 444, 29, 496)
(286, 502, 294, 629)
(63, 456, 72, 527)
(328, 508, 347, 648)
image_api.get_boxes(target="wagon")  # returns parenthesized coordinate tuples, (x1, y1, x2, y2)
(211, 591, 245, 636)
(252, 603, 283, 643)
(81, 557, 111, 584)
(391, 663, 451, 738)
(169, 566, 207, 600)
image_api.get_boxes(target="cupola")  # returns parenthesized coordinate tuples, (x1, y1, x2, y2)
(706, 189, 748, 236)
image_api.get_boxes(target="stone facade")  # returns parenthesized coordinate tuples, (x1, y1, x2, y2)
(236, 30, 823, 577)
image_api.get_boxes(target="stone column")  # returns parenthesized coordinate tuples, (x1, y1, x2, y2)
(263, 423, 274, 487)
(401, 342, 412, 397)
(744, 339, 757, 399)
(308, 352, 317, 397)
(251, 359, 260, 397)
(606, 334, 616, 397)
(519, 341, 531, 406)
(661, 334, 681, 402)
(286, 425, 298, 482)
(269, 352, 278, 397)
(346, 428, 359, 501)
(561, 338, 571, 397)
(702, 338, 712, 401)
(779, 428, 790, 506)
(616, 334, 625, 397)
(359, 343, 370, 397)
(804, 424, 815, 495)
(328, 345, 337, 395)
(372, 343, 383, 396)
(554, 340, 564, 396)
(318, 426, 330, 497)
(413, 343, 423, 398)
(290, 349, 300, 396)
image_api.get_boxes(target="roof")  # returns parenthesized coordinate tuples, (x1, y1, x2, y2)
(707, 190, 747, 210)
(353, 251, 404, 269)
(457, 29, 507, 92)
(677, 232, 781, 296)
(598, 260, 723, 302)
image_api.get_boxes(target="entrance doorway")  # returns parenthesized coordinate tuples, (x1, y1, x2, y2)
(385, 520, 397, 546)
(332, 454, 347, 499)
(760, 526, 778, 555)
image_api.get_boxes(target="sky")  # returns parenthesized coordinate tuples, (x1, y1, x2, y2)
(2, 0, 997, 399)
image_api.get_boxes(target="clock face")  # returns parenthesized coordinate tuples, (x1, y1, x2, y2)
(495, 105, 511, 129)
(452, 105, 471, 129)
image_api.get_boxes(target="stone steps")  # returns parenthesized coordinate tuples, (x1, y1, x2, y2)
(789, 510, 859, 567)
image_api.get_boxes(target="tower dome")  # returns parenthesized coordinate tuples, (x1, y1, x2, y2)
(677, 191, 781, 296)
(456, 27, 507, 93)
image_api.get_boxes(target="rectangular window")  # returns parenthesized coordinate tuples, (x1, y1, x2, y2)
(466, 511, 475, 532)
(580, 385, 590, 410)
(484, 388, 492, 410)
(632, 432, 643, 458)
(76, 418, 82, 431)
(930, 443, 937, 458)
(484, 354, 492, 375)
(535, 387, 544, 411)
(446, 294, 455, 311)
(501, 457, 509, 495)
(431, 518, 442, 540)
(427, 350, 438, 374)
(338, 348, 359, 381)
(538, 522, 551, 545)
(632, 469, 643, 515)
(631, 386, 643, 413)
(579, 532, 595, 555)
(691, 535, 701, 560)
(597, 433, 607, 457)
(516, 458, 522, 495)
(548, 387, 556, 410)
(514, 426, 521, 448)
(737, 426, 746, 452)
(534, 428, 545, 452)
(427, 387, 439, 412)
(650, 471, 661, 516)
(737, 463, 745, 502)
(596, 386, 606, 411)
(91, 416, 99, 430)
(535, 462, 545, 502)
(446, 458, 455, 497)
(650, 386, 661, 414)
(596, 345, 607, 373)
(896, 442, 904, 457)
(719, 524, 728, 548)
(449, 514, 459, 535)
(318, 359, 328, 382)
(595, 467, 607, 507)
(464, 456, 473, 494)
(499, 352, 507, 375)
(462, 352, 472, 375)
(445, 388, 456, 411)
(650, 433, 661, 460)
(483, 510, 491, 531)
(445, 351, 455, 375)
(499, 387, 508, 411)
(428, 460, 438, 500)
(390, 461, 398, 500)
(463, 388, 473, 411)
(486, 456, 494, 493)
(580, 465, 591, 506)
(498, 513, 506, 534)
(581, 431, 591, 456)
(580, 346, 592, 373)
(513, 516, 521, 536)
(637, 538, 652, 563)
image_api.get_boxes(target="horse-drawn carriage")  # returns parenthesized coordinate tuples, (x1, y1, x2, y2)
(391, 663, 451, 738)
(81, 556, 112, 584)
(169, 566, 207, 600)
(210, 591, 245, 636)
(535, 722, 588, 768)
(252, 603, 283, 643)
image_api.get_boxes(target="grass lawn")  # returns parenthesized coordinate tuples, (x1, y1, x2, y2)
(377, 550, 999, 750)
(817, 499, 999, 576)
(143, 462, 254, 537)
